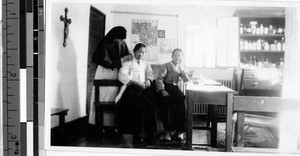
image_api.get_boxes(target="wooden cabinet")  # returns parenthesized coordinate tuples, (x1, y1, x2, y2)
(234, 10, 285, 97)
(241, 68, 283, 97)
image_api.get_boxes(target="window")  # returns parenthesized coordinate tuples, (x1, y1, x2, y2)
(185, 25, 216, 68)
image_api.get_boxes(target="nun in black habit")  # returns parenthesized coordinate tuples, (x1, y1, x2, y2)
(88, 26, 133, 126)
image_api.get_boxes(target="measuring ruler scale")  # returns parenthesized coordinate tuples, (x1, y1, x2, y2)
(2, 0, 44, 155)
(2, 0, 21, 155)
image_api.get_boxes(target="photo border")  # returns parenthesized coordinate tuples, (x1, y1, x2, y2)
(42, 0, 298, 156)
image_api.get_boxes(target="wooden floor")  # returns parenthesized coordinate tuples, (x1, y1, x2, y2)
(51, 116, 215, 151)
(51, 115, 277, 151)
(51, 125, 196, 150)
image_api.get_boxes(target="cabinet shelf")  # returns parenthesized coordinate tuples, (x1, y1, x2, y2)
(240, 50, 284, 53)
(240, 34, 284, 38)
(236, 9, 285, 70)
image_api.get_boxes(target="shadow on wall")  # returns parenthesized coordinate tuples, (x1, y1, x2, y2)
(55, 39, 81, 126)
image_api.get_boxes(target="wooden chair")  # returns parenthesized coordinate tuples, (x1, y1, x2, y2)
(229, 96, 300, 153)
(93, 79, 123, 135)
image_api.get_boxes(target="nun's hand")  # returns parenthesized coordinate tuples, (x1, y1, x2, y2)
(122, 55, 133, 62)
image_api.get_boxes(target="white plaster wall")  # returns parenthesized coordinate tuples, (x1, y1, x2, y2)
(46, 3, 91, 127)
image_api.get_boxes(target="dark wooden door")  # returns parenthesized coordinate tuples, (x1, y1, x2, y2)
(86, 6, 105, 114)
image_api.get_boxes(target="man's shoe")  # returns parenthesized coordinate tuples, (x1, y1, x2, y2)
(163, 131, 171, 141)
(172, 132, 186, 143)
(120, 134, 133, 148)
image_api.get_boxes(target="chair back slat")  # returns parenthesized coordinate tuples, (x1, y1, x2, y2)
(92, 79, 123, 134)
(233, 96, 300, 113)
(94, 79, 123, 103)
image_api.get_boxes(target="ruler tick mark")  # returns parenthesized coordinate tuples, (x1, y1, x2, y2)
(8, 141, 20, 143)
(7, 79, 19, 81)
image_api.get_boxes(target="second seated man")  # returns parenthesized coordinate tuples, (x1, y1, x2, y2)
(155, 48, 190, 142)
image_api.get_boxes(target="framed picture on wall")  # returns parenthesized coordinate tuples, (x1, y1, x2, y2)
(158, 30, 165, 38)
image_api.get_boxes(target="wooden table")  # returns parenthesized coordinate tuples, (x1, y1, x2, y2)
(185, 82, 234, 151)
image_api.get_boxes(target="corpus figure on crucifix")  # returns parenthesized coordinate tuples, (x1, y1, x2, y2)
(60, 7, 72, 47)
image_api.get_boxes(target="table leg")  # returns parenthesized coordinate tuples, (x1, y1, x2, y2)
(58, 113, 66, 127)
(186, 91, 193, 150)
(211, 105, 218, 146)
(225, 93, 234, 152)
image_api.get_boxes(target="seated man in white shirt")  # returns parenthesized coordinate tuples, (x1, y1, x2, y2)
(118, 43, 157, 147)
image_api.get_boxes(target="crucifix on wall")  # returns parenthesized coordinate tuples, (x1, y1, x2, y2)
(60, 7, 72, 47)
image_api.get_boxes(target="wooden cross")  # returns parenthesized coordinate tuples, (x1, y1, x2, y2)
(60, 8, 72, 47)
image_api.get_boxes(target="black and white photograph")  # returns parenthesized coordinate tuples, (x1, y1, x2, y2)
(35, 0, 300, 155)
